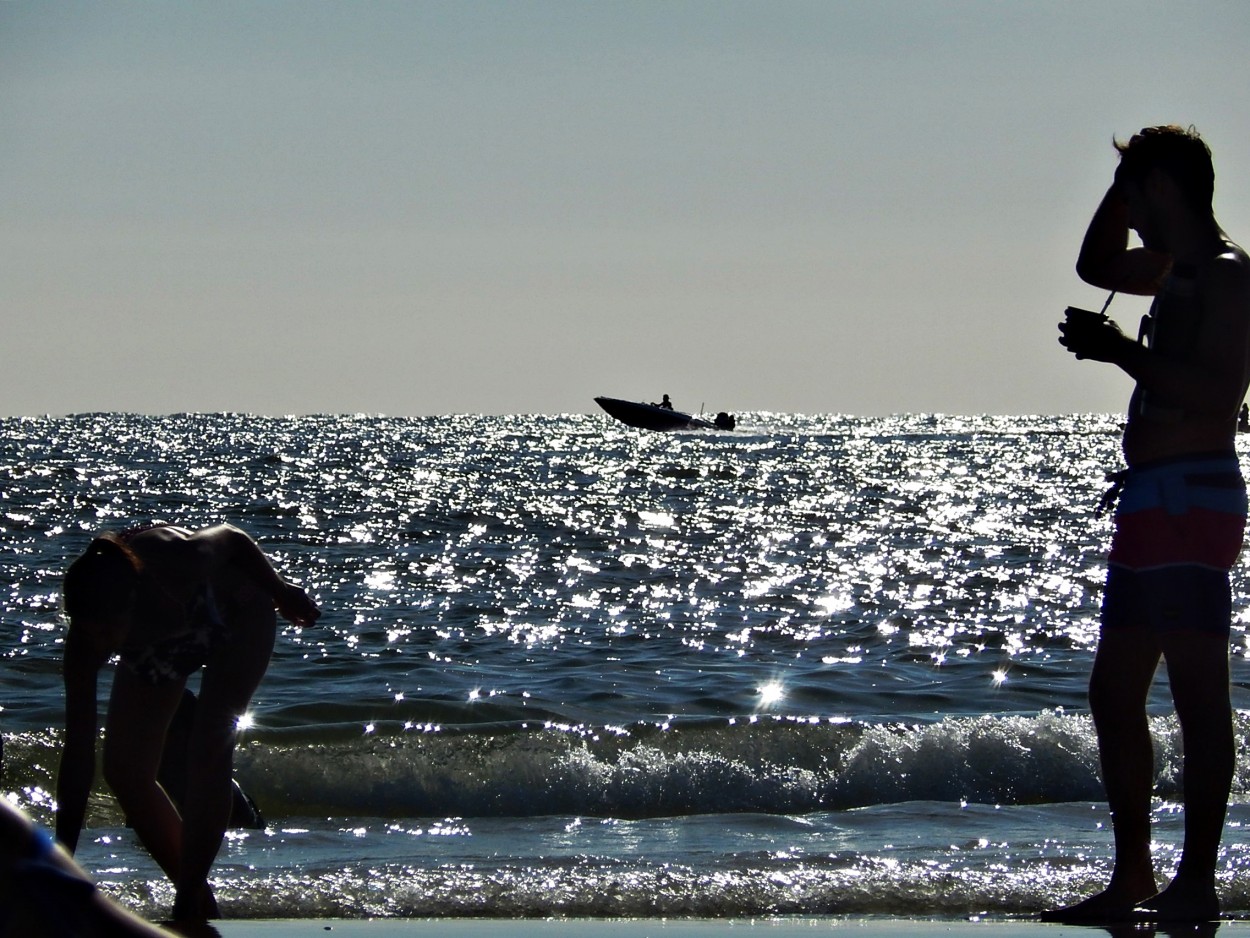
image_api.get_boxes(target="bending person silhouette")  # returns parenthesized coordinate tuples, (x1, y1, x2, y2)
(56, 522, 320, 921)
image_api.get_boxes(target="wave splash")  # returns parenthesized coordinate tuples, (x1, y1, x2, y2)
(12, 708, 1244, 827)
(12, 710, 1250, 830)
(229, 709, 1229, 819)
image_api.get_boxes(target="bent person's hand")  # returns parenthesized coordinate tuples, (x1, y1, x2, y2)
(275, 583, 321, 626)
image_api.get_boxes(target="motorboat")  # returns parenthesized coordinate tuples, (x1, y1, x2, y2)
(594, 396, 735, 431)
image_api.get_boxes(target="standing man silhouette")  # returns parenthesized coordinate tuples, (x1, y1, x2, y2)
(1052, 125, 1250, 923)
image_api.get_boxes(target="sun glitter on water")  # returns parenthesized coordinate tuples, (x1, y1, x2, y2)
(757, 681, 785, 708)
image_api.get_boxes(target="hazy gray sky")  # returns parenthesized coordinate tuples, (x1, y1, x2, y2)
(5, 1, 1250, 417)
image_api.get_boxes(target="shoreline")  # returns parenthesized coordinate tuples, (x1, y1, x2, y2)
(194, 916, 1249, 937)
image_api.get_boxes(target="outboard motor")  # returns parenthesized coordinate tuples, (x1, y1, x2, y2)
(714, 412, 736, 431)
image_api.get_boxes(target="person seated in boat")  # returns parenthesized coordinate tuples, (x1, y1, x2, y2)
(1239, 402, 1249, 432)
(657, 394, 674, 410)
(714, 412, 736, 431)
(57, 522, 320, 921)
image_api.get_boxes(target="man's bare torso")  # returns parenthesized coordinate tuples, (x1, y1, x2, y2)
(1122, 245, 1250, 466)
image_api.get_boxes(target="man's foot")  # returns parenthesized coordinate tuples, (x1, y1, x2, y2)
(1132, 878, 1220, 923)
(1039, 883, 1157, 923)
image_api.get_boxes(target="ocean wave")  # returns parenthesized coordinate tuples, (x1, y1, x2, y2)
(12, 710, 1248, 827)
(234, 709, 1242, 819)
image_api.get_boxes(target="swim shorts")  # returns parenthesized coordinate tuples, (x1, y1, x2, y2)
(1102, 452, 1246, 633)
(120, 583, 230, 685)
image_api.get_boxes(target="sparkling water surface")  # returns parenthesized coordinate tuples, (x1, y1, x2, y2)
(3, 412, 1250, 918)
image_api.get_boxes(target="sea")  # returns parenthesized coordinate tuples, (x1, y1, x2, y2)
(3, 411, 1250, 921)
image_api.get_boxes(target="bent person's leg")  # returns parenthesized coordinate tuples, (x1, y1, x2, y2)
(174, 598, 276, 919)
(102, 670, 187, 880)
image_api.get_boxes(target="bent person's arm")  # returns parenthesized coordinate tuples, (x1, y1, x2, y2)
(56, 635, 101, 853)
(207, 524, 321, 625)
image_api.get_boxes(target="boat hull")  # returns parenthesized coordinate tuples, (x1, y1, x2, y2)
(594, 396, 715, 431)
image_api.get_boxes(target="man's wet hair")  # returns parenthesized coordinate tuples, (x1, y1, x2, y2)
(1114, 124, 1215, 212)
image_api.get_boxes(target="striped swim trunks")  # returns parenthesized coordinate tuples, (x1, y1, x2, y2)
(1102, 452, 1247, 633)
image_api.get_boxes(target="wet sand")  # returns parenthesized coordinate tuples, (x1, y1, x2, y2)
(198, 916, 1246, 937)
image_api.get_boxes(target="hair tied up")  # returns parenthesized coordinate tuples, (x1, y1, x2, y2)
(63, 532, 143, 621)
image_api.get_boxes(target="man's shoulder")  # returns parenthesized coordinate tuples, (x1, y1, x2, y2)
(1203, 245, 1250, 300)
(1213, 238, 1249, 263)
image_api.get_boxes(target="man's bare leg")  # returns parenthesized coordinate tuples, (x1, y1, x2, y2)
(1042, 628, 1161, 922)
(1134, 630, 1232, 922)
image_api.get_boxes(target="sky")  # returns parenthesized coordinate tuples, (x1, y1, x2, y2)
(4, 1, 1250, 418)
